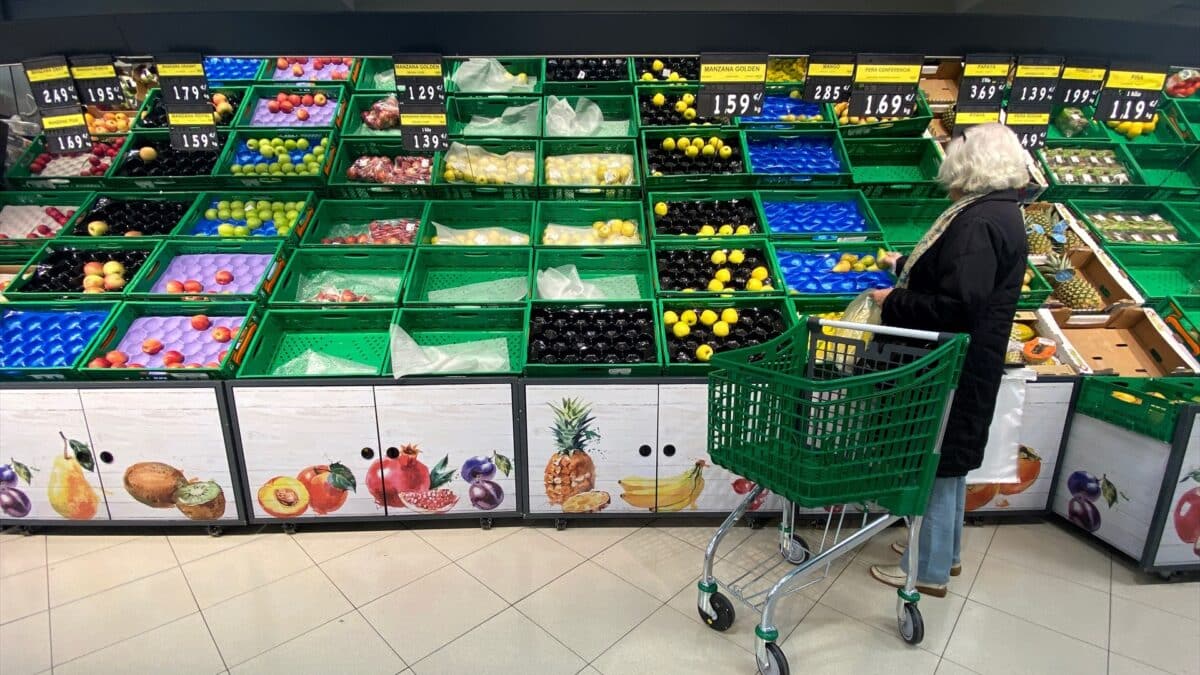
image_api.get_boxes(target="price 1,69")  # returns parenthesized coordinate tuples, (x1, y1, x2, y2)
(856, 92, 915, 117)
(48, 131, 90, 154)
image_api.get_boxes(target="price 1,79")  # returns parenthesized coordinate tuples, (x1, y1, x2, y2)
(702, 91, 764, 117)
(166, 82, 208, 103)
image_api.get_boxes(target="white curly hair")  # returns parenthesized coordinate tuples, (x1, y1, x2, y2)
(937, 122, 1030, 195)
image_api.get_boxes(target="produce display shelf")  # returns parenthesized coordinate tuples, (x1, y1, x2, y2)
(389, 306, 529, 375)
(237, 307, 394, 378)
(1163, 98, 1200, 144)
(651, 237, 784, 298)
(543, 57, 635, 95)
(105, 130, 228, 191)
(1104, 245, 1200, 302)
(230, 83, 349, 130)
(540, 138, 642, 201)
(742, 129, 852, 188)
(533, 248, 655, 300)
(127, 238, 288, 302)
(3, 238, 163, 302)
(403, 248, 534, 306)
(647, 190, 766, 239)
(1067, 200, 1200, 247)
(0, 190, 93, 252)
(1036, 142, 1153, 201)
(657, 295, 795, 375)
(301, 199, 428, 247)
(215, 128, 336, 190)
(525, 299, 664, 377)
(446, 95, 544, 138)
(326, 137, 436, 199)
(433, 138, 540, 200)
(176, 191, 316, 242)
(5, 134, 129, 191)
(640, 128, 749, 190)
(542, 95, 639, 138)
(58, 191, 200, 240)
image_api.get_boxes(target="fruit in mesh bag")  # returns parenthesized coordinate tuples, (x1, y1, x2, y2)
(361, 95, 400, 130)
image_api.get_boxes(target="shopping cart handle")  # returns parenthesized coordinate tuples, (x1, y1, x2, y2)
(810, 317, 953, 344)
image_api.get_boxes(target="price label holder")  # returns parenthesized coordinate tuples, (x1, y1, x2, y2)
(952, 107, 1002, 137)
(166, 105, 220, 152)
(697, 52, 768, 116)
(848, 53, 923, 119)
(23, 55, 79, 110)
(156, 54, 209, 106)
(1009, 56, 1062, 107)
(956, 54, 1010, 109)
(400, 106, 448, 152)
(69, 54, 124, 106)
(1095, 64, 1166, 123)
(1005, 107, 1051, 150)
(40, 106, 91, 155)
(1057, 59, 1108, 107)
(803, 54, 855, 103)
(393, 53, 446, 106)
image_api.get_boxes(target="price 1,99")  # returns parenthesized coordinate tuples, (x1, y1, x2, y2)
(1058, 86, 1098, 106)
(699, 91, 764, 117)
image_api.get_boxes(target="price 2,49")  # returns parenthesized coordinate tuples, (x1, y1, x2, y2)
(39, 85, 76, 107)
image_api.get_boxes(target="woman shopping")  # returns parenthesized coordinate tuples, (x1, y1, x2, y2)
(867, 123, 1029, 597)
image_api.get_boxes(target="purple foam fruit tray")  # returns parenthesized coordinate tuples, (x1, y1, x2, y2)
(115, 316, 241, 368)
(149, 253, 273, 294)
(250, 100, 339, 127)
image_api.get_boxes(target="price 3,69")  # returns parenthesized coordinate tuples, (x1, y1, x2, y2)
(966, 83, 1001, 102)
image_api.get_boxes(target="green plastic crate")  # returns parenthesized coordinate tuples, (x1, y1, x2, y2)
(743, 130, 851, 188)
(0, 301, 119, 380)
(301, 199, 428, 247)
(646, 190, 765, 239)
(446, 96, 542, 138)
(0, 190, 92, 254)
(543, 57, 635, 95)
(541, 138, 641, 200)
(445, 58, 545, 95)
(657, 296, 795, 375)
(770, 242, 893, 304)
(237, 307, 392, 378)
(1074, 377, 1184, 443)
(404, 248, 532, 305)
(104, 130, 228, 191)
(326, 138, 435, 199)
(845, 138, 944, 198)
(1018, 261, 1053, 310)
(640, 128, 749, 190)
(635, 84, 732, 130)
(176, 191, 316, 241)
(259, 57, 363, 87)
(230, 83, 348, 130)
(420, 200, 535, 247)
(1144, 147, 1200, 200)
(1036, 142, 1153, 201)
(835, 89, 934, 138)
(127, 239, 287, 301)
(269, 248, 411, 307)
(1126, 143, 1197, 187)
(542, 95, 638, 138)
(341, 93, 401, 138)
(55, 191, 199, 240)
(788, 295, 853, 320)
(388, 306, 528, 376)
(132, 86, 246, 131)
(756, 189, 882, 242)
(734, 86, 835, 129)
(1047, 106, 1187, 146)
(1163, 98, 1200, 144)
(78, 301, 258, 380)
(434, 138, 539, 200)
(651, 238, 784, 298)
(525, 299, 664, 377)
(534, 201, 646, 247)
(1067, 200, 1200, 246)
(355, 57, 400, 93)
(1156, 296, 1200, 357)
(214, 128, 335, 190)
(5, 134, 128, 191)
(1105, 245, 1200, 302)
(3, 238, 162, 301)
(534, 248, 654, 300)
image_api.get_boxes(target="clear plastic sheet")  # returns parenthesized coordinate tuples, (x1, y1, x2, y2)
(442, 141, 536, 185)
(541, 221, 640, 246)
(425, 276, 529, 303)
(431, 221, 530, 246)
(389, 326, 510, 377)
(463, 102, 540, 136)
(295, 270, 402, 303)
(271, 349, 377, 376)
(543, 95, 629, 137)
(543, 153, 635, 186)
(451, 58, 537, 93)
(536, 264, 639, 300)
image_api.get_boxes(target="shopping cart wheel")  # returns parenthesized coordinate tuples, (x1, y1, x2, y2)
(783, 534, 810, 565)
(757, 641, 788, 675)
(699, 592, 735, 631)
(899, 603, 924, 645)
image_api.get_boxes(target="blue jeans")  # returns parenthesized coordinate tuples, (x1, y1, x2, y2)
(900, 475, 966, 585)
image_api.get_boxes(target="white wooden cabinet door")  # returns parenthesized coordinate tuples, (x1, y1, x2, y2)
(233, 386, 386, 520)
(0, 389, 108, 522)
(81, 387, 239, 522)
(373, 383, 518, 517)
(524, 383, 659, 514)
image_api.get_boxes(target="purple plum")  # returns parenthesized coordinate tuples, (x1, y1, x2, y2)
(1067, 471, 1101, 502)
(1067, 495, 1100, 532)
(0, 488, 31, 518)
(461, 456, 496, 482)
(0, 465, 16, 489)
(468, 479, 504, 511)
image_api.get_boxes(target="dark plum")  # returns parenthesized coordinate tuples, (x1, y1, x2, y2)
(528, 306, 656, 365)
(546, 57, 628, 82)
(653, 199, 759, 237)
(70, 196, 190, 236)
(114, 138, 221, 178)
(19, 246, 152, 294)
(0, 488, 31, 518)
(461, 456, 497, 482)
(468, 479, 504, 510)
(1067, 471, 1101, 502)
(0, 464, 16, 488)
(1067, 495, 1101, 532)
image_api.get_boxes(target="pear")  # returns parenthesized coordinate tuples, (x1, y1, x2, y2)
(48, 432, 100, 520)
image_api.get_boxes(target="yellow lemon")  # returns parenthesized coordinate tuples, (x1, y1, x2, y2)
(712, 320, 730, 337)
(675, 100, 689, 113)
(682, 92, 696, 105)
(718, 224, 733, 235)
(711, 250, 727, 265)
(652, 58, 665, 72)
(653, 202, 669, 217)
(719, 145, 733, 159)
(728, 249, 746, 264)
(681, 310, 698, 325)
(708, 278, 726, 291)
(721, 308, 739, 324)
(661, 137, 676, 151)
(700, 309, 718, 325)
(750, 266, 769, 281)
(714, 268, 732, 283)
(652, 92, 666, 107)
(672, 321, 691, 338)
(685, 145, 700, 158)
(745, 278, 764, 291)
(663, 310, 679, 326)
(698, 224, 716, 237)
(735, 225, 751, 235)
(696, 344, 714, 362)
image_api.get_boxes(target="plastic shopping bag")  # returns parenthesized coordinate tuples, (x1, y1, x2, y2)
(389, 325, 510, 377)
(451, 58, 537, 93)
(967, 368, 1035, 486)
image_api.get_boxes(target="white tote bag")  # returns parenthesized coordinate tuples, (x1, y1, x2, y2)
(966, 368, 1035, 485)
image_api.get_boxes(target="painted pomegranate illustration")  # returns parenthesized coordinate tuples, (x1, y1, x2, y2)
(367, 444, 430, 508)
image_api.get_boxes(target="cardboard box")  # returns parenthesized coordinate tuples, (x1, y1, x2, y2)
(0, 264, 21, 301)
(919, 60, 962, 107)
(1051, 306, 1200, 376)
(1010, 309, 1091, 375)
(1037, 247, 1145, 312)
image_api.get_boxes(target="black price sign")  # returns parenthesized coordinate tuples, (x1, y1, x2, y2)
(23, 56, 79, 110)
(848, 54, 922, 118)
(952, 108, 1002, 137)
(1009, 56, 1061, 107)
(70, 55, 124, 106)
(1057, 60, 1107, 106)
(166, 106, 220, 152)
(393, 54, 446, 106)
(698, 52, 768, 116)
(157, 54, 209, 106)
(400, 108, 448, 152)
(1095, 65, 1166, 123)
(40, 107, 90, 155)
(1005, 109, 1051, 150)
(803, 54, 855, 103)
(956, 55, 1010, 108)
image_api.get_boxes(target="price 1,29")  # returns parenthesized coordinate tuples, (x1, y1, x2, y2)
(700, 91, 764, 117)
(405, 83, 443, 104)
(393, 54, 446, 107)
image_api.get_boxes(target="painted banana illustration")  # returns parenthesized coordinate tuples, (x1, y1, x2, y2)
(619, 459, 707, 511)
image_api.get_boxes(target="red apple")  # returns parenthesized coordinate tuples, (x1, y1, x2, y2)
(102, 274, 126, 291)
(105, 350, 128, 366)
(141, 338, 163, 355)
(211, 327, 233, 343)
(183, 280, 204, 293)
(291, 64, 304, 76)
(87, 357, 110, 369)
(214, 270, 234, 285)
(190, 314, 211, 330)
(276, 57, 289, 70)
(124, 231, 143, 237)
(165, 280, 185, 293)
(342, 57, 353, 66)
(205, 361, 222, 368)
(218, 349, 229, 361)
(276, 91, 289, 102)
(267, 100, 280, 114)
(295, 108, 309, 122)
(301, 94, 314, 106)
(185, 363, 202, 369)
(162, 350, 185, 366)
(82, 274, 105, 290)
(280, 101, 294, 114)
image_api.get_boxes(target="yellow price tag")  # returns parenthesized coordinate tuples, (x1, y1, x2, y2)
(1105, 70, 1166, 91)
(808, 63, 854, 78)
(963, 63, 1010, 78)
(400, 113, 447, 126)
(42, 113, 85, 130)
(394, 63, 442, 77)
(700, 63, 767, 83)
(26, 65, 70, 82)
(157, 63, 204, 77)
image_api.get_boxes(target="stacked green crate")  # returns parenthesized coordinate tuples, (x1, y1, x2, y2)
(646, 191, 765, 239)
(356, 58, 400, 93)
(834, 90, 935, 138)
(652, 238, 783, 297)
(734, 85, 835, 130)
(126, 239, 288, 302)
(388, 306, 529, 376)
(342, 92, 402, 138)
(215, 128, 335, 190)
(434, 138, 540, 200)
(132, 87, 246, 131)
(420, 200, 535, 248)
(1104, 245, 1200, 302)
(104, 130, 228, 191)
(446, 96, 543, 138)
(444, 58, 545, 96)
(4, 135, 127, 191)
(770, 241, 892, 306)
(543, 57, 635, 95)
(640, 128, 749, 190)
(525, 299, 664, 377)
(844, 138, 944, 198)
(230, 84, 349, 130)
(1162, 98, 1200, 144)
(757, 190, 883, 243)
(238, 307, 393, 378)
(1073, 377, 1187, 443)
(634, 84, 732, 131)
(176, 191, 316, 242)
(269, 248, 412, 307)
(1035, 142, 1153, 201)
(541, 95, 638, 138)
(55, 192, 199, 240)
(1067, 200, 1200, 246)
(404, 248, 533, 306)
(657, 295, 795, 374)
(3, 238, 163, 302)
(301, 199, 428, 247)
(0, 191, 92, 254)
(867, 198, 950, 246)
(534, 201, 646, 247)
(0, 301, 119, 380)
(1140, 146, 1200, 200)
(326, 137, 435, 199)
(533, 248, 654, 300)
(541, 139, 641, 200)
(743, 130, 852, 188)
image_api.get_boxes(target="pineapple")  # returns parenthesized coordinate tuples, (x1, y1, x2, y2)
(939, 109, 956, 135)
(1023, 202, 1056, 255)
(544, 398, 599, 505)
(1042, 254, 1104, 310)
(1065, 228, 1085, 250)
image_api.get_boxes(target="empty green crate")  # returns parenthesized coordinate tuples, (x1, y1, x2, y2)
(542, 95, 638, 138)
(845, 138, 944, 198)
(355, 57, 400, 93)
(1156, 296, 1200, 357)
(1143, 147, 1200, 200)
(269, 248, 411, 307)
(420, 200, 535, 247)
(1105, 245, 1200, 302)
(646, 190, 765, 239)
(534, 248, 654, 300)
(1067, 200, 1200, 246)
(543, 58, 635, 95)
(541, 139, 641, 200)
(104, 130, 228, 191)
(1163, 98, 1200, 144)
(132, 86, 247, 131)
(342, 93, 402, 138)
(327, 138, 436, 199)
(757, 189, 882, 242)
(55, 191, 199, 239)
(4, 238, 162, 301)
(215, 128, 335, 190)
(446, 96, 542, 138)
(434, 138, 539, 200)
(789, 295, 854, 319)
(657, 296, 795, 375)
(534, 201, 646, 247)
(743, 130, 852, 188)
(78, 301, 258, 380)
(301, 199, 428, 247)
(176, 191, 316, 241)
(652, 238, 784, 298)
(1036, 142, 1153, 201)
(1074, 377, 1183, 443)
(128, 239, 287, 301)
(0, 301, 118, 380)
(387, 306, 528, 375)
(836, 90, 934, 138)
(525, 299, 664, 377)
(640, 129, 749, 190)
(445, 58, 545, 95)
(231, 84, 349, 129)
(237, 307, 392, 378)
(5, 134, 127, 191)
(404, 248, 532, 305)
(0, 190, 92, 253)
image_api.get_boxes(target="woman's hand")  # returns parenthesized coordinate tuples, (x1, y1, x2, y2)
(878, 251, 903, 270)
(869, 288, 893, 306)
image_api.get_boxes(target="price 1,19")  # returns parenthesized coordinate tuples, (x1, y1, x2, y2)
(1101, 94, 1159, 123)
(701, 91, 764, 117)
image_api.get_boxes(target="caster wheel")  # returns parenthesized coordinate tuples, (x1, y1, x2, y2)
(282, 522, 297, 535)
(555, 518, 568, 531)
(1157, 571, 1180, 582)
(782, 534, 810, 565)
(699, 592, 735, 631)
(748, 517, 766, 530)
(480, 517, 494, 531)
(206, 525, 223, 538)
(899, 602, 924, 645)
(757, 641, 789, 675)
(17, 526, 34, 536)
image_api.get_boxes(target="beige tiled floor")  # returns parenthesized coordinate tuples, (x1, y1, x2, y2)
(1, 518, 1197, 675)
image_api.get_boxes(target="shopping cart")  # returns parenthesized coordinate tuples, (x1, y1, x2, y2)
(697, 316, 969, 675)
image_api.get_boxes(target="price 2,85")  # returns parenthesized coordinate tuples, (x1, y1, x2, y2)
(809, 84, 849, 102)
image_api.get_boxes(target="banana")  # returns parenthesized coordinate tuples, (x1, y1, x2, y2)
(619, 491, 657, 510)
(656, 476, 705, 512)
(619, 460, 708, 511)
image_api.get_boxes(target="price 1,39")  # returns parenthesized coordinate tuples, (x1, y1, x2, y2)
(405, 129, 447, 151)
(1011, 82, 1056, 105)
(699, 91, 764, 117)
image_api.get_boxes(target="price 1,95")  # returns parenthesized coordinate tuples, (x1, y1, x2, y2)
(80, 83, 124, 106)
(700, 91, 764, 117)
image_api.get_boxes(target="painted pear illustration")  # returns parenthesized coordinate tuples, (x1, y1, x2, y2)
(48, 432, 100, 520)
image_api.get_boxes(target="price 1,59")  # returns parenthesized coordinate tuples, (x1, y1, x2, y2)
(702, 91, 764, 117)
(169, 126, 220, 152)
